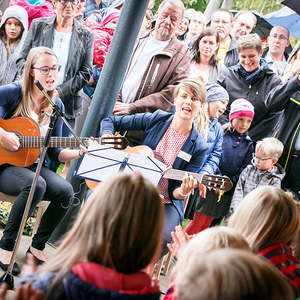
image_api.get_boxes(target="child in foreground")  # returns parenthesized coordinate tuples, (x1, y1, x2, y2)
(229, 186, 300, 297)
(19, 173, 163, 299)
(164, 226, 250, 300)
(229, 136, 285, 214)
(175, 249, 294, 300)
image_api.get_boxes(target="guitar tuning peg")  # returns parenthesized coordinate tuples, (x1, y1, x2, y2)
(217, 190, 224, 202)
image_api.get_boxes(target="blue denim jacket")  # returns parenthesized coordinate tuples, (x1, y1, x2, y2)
(17, 16, 93, 119)
(83, 0, 110, 18)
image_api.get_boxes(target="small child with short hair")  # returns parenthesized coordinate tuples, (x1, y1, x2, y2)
(175, 249, 294, 300)
(230, 137, 285, 214)
(164, 226, 250, 300)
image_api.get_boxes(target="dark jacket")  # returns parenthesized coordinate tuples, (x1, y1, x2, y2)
(117, 32, 191, 114)
(100, 109, 208, 220)
(218, 64, 282, 141)
(219, 129, 253, 185)
(265, 76, 300, 169)
(192, 129, 253, 218)
(17, 16, 93, 119)
(0, 82, 64, 162)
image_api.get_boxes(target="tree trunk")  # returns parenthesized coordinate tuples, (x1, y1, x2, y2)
(221, 0, 233, 10)
(204, 0, 222, 22)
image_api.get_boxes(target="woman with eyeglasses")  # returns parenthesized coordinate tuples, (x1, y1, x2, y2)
(17, 0, 93, 137)
(0, 47, 85, 276)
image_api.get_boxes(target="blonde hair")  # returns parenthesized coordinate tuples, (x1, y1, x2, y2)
(13, 46, 56, 124)
(255, 137, 284, 159)
(172, 226, 249, 277)
(174, 77, 209, 140)
(175, 249, 294, 300)
(228, 186, 300, 253)
(42, 173, 164, 296)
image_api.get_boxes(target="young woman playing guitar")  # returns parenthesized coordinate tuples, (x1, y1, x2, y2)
(100, 78, 209, 253)
(0, 47, 85, 275)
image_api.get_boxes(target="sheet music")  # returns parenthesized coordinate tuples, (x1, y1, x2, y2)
(76, 142, 166, 186)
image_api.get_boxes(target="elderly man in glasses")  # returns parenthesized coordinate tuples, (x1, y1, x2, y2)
(17, 0, 93, 137)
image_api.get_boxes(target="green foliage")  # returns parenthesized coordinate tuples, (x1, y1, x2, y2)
(154, 0, 208, 13)
(0, 202, 35, 236)
(233, 0, 283, 15)
(154, 0, 283, 15)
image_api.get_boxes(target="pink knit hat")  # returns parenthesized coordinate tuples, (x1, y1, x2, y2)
(229, 99, 255, 121)
(100, 8, 120, 27)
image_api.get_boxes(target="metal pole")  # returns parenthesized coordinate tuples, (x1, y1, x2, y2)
(49, 0, 150, 244)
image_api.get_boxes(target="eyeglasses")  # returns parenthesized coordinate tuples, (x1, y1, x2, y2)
(269, 34, 288, 41)
(32, 65, 61, 75)
(253, 154, 276, 161)
(57, 0, 79, 6)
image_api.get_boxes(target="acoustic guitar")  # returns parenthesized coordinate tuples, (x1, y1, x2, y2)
(0, 117, 128, 167)
(85, 145, 233, 192)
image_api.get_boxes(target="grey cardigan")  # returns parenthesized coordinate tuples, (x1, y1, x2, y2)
(17, 16, 93, 118)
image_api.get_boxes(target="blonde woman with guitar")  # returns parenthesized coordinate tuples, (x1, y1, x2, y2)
(0, 47, 88, 275)
(100, 78, 211, 252)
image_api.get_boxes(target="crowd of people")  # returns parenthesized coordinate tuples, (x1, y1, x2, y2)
(0, 0, 299, 299)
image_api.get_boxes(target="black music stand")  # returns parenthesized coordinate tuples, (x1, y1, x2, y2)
(76, 143, 166, 186)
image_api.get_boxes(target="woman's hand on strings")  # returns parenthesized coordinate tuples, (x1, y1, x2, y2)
(181, 173, 197, 196)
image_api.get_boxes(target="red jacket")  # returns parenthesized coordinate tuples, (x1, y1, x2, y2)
(259, 243, 300, 297)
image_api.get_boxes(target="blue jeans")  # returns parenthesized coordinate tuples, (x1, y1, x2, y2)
(0, 164, 73, 251)
(163, 204, 181, 254)
(282, 156, 300, 201)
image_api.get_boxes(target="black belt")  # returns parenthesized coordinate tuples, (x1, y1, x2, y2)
(291, 150, 300, 158)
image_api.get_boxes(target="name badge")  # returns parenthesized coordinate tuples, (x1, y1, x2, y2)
(177, 151, 191, 162)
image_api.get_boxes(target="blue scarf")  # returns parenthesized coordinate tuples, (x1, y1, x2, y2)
(237, 58, 269, 85)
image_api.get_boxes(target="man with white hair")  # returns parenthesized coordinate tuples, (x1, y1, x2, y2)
(232, 10, 257, 40)
(263, 26, 290, 77)
(113, 0, 190, 118)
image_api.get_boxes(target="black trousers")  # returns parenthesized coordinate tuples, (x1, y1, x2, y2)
(0, 164, 73, 251)
(282, 156, 300, 201)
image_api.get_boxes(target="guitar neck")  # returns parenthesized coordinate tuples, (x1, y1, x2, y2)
(20, 137, 101, 148)
(162, 168, 233, 192)
(162, 168, 204, 183)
